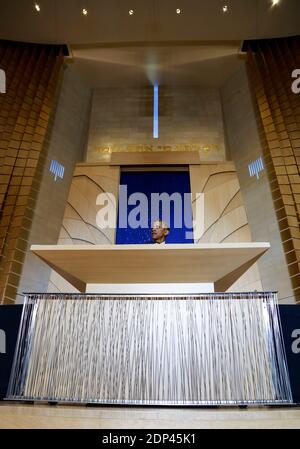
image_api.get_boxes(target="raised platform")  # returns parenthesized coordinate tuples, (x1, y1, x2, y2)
(30, 242, 270, 292)
(1, 403, 300, 429)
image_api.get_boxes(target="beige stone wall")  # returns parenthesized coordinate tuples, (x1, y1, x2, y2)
(0, 42, 65, 304)
(221, 64, 294, 303)
(18, 65, 92, 301)
(190, 162, 262, 292)
(86, 87, 226, 162)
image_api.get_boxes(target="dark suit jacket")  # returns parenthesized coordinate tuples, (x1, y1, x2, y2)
(144, 240, 167, 244)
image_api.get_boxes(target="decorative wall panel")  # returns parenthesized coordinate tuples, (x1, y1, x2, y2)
(48, 164, 120, 292)
(190, 163, 262, 291)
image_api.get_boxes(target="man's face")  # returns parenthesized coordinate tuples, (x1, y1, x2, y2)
(151, 221, 168, 241)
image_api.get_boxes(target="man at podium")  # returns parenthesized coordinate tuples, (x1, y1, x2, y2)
(151, 220, 170, 245)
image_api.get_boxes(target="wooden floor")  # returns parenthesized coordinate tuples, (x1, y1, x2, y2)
(0, 403, 300, 429)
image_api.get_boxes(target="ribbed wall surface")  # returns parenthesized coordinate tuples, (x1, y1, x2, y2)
(0, 41, 65, 303)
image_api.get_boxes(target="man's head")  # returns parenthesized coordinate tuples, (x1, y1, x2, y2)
(151, 220, 170, 244)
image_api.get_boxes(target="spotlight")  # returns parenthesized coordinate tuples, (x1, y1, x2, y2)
(129, 9, 134, 15)
(35, 3, 41, 12)
(82, 8, 88, 16)
(222, 5, 228, 12)
(271, 0, 280, 6)
(176, 8, 181, 14)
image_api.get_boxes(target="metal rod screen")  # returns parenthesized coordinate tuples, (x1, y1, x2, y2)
(7, 293, 292, 405)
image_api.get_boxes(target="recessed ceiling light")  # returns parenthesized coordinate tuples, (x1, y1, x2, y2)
(271, 0, 280, 6)
(129, 9, 134, 16)
(222, 5, 228, 13)
(176, 8, 181, 14)
(82, 8, 88, 16)
(35, 3, 41, 12)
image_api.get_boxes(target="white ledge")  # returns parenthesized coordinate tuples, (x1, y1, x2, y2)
(31, 243, 270, 292)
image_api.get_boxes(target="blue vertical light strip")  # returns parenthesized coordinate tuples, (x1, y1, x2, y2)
(153, 83, 159, 139)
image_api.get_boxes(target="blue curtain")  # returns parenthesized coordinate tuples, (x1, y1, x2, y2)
(116, 171, 194, 244)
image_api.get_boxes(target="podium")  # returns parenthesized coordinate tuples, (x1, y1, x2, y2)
(5, 242, 293, 406)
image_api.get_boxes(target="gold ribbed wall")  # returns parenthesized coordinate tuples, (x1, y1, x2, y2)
(0, 41, 65, 304)
(244, 36, 300, 303)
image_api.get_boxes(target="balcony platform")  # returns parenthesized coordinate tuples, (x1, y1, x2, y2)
(30, 242, 270, 292)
